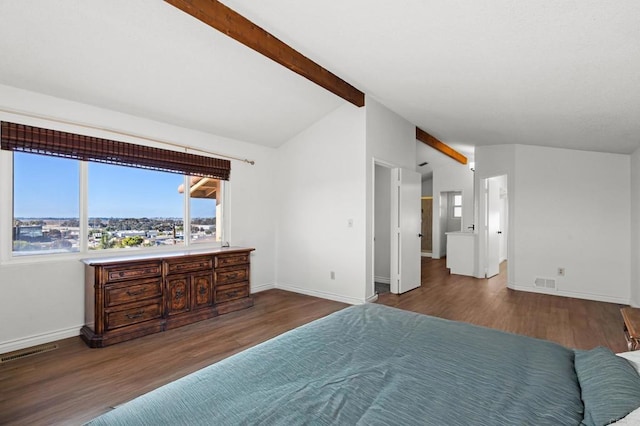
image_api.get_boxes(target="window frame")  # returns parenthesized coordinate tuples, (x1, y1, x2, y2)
(452, 193, 463, 219)
(1, 144, 229, 265)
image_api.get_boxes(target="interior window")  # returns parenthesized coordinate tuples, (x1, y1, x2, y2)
(453, 193, 462, 218)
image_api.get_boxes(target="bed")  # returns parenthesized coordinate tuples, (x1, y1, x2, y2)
(87, 303, 640, 425)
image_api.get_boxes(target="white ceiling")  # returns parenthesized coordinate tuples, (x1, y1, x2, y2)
(1, 1, 639, 169)
(0, 1, 343, 147)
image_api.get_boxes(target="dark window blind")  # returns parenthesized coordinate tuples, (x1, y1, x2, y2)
(0, 121, 230, 180)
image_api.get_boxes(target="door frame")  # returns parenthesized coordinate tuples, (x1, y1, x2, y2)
(372, 159, 421, 296)
(476, 173, 514, 286)
(372, 159, 396, 299)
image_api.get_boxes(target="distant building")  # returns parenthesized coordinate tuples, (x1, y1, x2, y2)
(115, 230, 146, 238)
(13, 225, 44, 241)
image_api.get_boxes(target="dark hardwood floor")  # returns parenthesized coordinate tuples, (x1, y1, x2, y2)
(378, 258, 627, 352)
(0, 258, 628, 425)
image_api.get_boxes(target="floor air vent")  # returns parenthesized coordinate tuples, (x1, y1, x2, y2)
(534, 278, 556, 290)
(0, 343, 58, 363)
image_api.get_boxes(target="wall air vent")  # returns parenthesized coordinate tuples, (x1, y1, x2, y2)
(0, 343, 58, 363)
(534, 278, 556, 290)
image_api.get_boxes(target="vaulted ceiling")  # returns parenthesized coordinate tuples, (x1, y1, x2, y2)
(1, 1, 639, 169)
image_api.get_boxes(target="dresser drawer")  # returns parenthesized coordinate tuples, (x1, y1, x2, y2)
(214, 253, 249, 268)
(104, 262, 162, 283)
(105, 278, 163, 307)
(105, 300, 163, 330)
(165, 256, 213, 275)
(215, 266, 249, 285)
(215, 282, 249, 303)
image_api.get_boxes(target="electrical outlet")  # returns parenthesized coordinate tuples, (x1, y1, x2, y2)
(557, 267, 565, 277)
(330, 271, 335, 280)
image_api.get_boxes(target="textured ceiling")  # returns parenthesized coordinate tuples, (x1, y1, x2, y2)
(1, 1, 639, 161)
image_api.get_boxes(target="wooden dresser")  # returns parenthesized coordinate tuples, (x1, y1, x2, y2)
(81, 247, 254, 348)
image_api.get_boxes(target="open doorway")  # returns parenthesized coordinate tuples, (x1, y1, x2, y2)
(483, 175, 508, 281)
(374, 164, 392, 295)
(421, 197, 433, 257)
(373, 163, 422, 296)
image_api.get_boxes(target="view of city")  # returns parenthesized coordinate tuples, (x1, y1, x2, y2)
(12, 152, 220, 255)
(13, 217, 217, 254)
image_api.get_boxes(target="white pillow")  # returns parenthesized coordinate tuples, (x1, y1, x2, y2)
(617, 351, 640, 375)
(611, 406, 640, 424)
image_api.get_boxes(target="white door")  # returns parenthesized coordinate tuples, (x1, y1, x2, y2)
(390, 168, 422, 294)
(486, 177, 501, 278)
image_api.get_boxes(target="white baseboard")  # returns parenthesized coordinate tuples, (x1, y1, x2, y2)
(0, 325, 81, 355)
(374, 276, 390, 284)
(251, 282, 275, 293)
(275, 283, 367, 305)
(366, 293, 379, 303)
(421, 252, 432, 258)
(510, 283, 629, 305)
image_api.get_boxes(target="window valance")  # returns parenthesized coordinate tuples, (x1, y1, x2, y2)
(1, 121, 231, 180)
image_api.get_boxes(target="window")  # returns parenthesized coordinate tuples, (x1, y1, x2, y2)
(12, 152, 80, 255)
(452, 193, 462, 218)
(187, 177, 223, 245)
(88, 163, 185, 250)
(2, 121, 230, 258)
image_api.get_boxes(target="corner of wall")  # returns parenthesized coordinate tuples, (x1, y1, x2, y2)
(630, 148, 640, 306)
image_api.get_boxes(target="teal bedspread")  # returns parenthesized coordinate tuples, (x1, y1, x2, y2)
(88, 304, 586, 425)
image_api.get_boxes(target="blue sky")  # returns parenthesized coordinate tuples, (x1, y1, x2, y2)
(14, 153, 215, 218)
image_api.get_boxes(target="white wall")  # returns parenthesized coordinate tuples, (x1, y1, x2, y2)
(476, 144, 630, 304)
(432, 164, 474, 258)
(0, 85, 278, 353)
(630, 147, 640, 307)
(374, 165, 391, 283)
(422, 177, 433, 196)
(365, 97, 417, 300)
(275, 103, 367, 304)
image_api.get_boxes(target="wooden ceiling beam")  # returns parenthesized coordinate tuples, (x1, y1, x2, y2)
(165, 0, 365, 107)
(416, 127, 467, 165)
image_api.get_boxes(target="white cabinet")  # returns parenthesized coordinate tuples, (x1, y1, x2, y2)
(446, 232, 476, 276)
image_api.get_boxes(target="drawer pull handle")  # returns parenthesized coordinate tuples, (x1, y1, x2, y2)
(126, 310, 145, 319)
(126, 290, 144, 296)
(227, 291, 238, 298)
(174, 262, 208, 270)
(227, 273, 238, 279)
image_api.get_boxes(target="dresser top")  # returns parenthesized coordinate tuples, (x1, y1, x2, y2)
(81, 246, 254, 266)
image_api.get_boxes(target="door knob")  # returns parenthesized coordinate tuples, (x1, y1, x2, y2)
(418, 233, 423, 238)
(497, 231, 502, 234)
